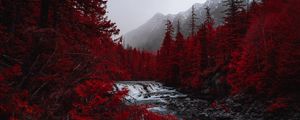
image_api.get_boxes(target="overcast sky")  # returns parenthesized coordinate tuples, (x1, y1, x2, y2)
(107, 0, 207, 35)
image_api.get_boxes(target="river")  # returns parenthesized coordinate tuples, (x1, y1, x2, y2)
(114, 81, 211, 119)
(114, 81, 300, 120)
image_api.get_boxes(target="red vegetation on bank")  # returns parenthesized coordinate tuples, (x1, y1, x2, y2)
(0, 0, 173, 119)
(1, 0, 300, 119)
(157, 0, 300, 109)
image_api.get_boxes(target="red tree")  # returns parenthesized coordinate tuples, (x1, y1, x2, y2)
(228, 0, 300, 98)
(0, 0, 175, 119)
(157, 20, 175, 85)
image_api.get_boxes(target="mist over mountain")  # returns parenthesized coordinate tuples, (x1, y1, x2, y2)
(124, 0, 227, 51)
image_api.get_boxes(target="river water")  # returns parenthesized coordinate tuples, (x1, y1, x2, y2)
(114, 81, 187, 114)
(114, 81, 213, 119)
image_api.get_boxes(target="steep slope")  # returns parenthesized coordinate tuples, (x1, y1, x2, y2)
(124, 0, 226, 51)
(123, 13, 167, 51)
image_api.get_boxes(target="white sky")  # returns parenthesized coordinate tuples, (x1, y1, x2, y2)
(107, 0, 207, 35)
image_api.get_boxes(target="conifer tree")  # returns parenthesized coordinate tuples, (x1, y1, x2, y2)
(157, 20, 175, 85)
(190, 5, 197, 36)
(173, 20, 185, 86)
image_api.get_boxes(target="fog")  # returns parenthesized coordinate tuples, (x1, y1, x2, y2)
(107, 0, 207, 35)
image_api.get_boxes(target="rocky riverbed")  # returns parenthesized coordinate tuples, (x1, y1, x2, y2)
(114, 81, 300, 120)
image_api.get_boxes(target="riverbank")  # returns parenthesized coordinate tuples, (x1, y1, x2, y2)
(114, 81, 300, 120)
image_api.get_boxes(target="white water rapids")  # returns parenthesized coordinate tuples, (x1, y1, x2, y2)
(114, 81, 187, 114)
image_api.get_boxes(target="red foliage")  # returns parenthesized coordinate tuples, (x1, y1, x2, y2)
(70, 80, 127, 120)
(266, 97, 290, 113)
(181, 73, 203, 90)
(1, 64, 22, 79)
(155, 0, 300, 105)
(228, 0, 300, 96)
(156, 6, 216, 91)
(0, 74, 3, 81)
(157, 20, 175, 85)
(0, 0, 174, 119)
(1, 0, 299, 119)
(211, 101, 218, 109)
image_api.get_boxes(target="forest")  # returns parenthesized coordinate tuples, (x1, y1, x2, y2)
(0, 0, 299, 119)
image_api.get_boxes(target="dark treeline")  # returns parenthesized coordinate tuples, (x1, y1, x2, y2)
(156, 0, 300, 113)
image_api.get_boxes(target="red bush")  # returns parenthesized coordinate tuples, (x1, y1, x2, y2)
(266, 97, 290, 113)
(0, 0, 174, 119)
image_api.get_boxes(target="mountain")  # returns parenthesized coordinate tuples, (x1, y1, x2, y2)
(124, 0, 227, 51)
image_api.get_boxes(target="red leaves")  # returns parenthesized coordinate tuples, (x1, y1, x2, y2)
(123, 49, 156, 80)
(113, 106, 177, 120)
(152, 1, 299, 109)
(0, 90, 43, 119)
(181, 74, 203, 90)
(69, 110, 94, 120)
(0, 0, 298, 119)
(114, 111, 130, 120)
(0, 0, 171, 119)
(13, 97, 42, 118)
(157, 20, 176, 84)
(266, 97, 290, 113)
(0, 74, 4, 82)
(211, 101, 218, 109)
(54, 58, 75, 73)
(11, 65, 22, 76)
(1, 64, 22, 81)
(227, 0, 300, 97)
(75, 80, 112, 98)
(71, 79, 175, 120)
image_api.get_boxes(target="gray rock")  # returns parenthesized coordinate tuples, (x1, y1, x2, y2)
(185, 97, 191, 101)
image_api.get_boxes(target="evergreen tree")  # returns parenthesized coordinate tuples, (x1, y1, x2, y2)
(173, 20, 185, 86)
(157, 20, 175, 85)
(190, 5, 197, 36)
(222, 0, 245, 27)
(204, 7, 216, 68)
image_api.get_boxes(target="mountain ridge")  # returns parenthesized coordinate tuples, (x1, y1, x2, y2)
(124, 0, 226, 51)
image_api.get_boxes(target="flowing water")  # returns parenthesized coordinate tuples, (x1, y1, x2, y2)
(114, 81, 300, 120)
(114, 81, 226, 119)
(114, 81, 188, 115)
